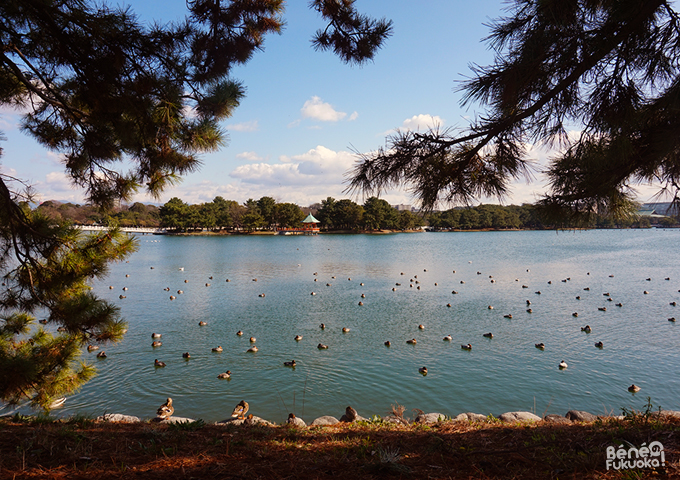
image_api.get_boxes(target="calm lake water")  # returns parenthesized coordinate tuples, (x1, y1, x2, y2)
(10, 229, 680, 423)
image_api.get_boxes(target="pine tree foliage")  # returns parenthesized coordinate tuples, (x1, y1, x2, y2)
(0, 176, 135, 410)
(347, 0, 680, 224)
(0, 0, 391, 411)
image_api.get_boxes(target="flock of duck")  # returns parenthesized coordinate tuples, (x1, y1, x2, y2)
(99, 260, 678, 404)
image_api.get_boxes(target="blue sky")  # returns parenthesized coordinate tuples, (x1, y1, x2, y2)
(0, 1, 663, 207)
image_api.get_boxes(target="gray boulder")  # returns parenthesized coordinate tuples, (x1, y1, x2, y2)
(414, 412, 446, 424)
(216, 415, 273, 426)
(653, 410, 680, 419)
(565, 410, 597, 422)
(310, 415, 339, 426)
(383, 414, 409, 425)
(543, 414, 571, 424)
(287, 415, 307, 428)
(154, 416, 196, 424)
(339, 414, 368, 422)
(499, 411, 541, 423)
(96, 413, 141, 423)
(453, 412, 488, 423)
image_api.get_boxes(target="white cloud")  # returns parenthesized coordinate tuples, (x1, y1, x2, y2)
(400, 114, 444, 132)
(228, 120, 259, 132)
(233, 145, 356, 186)
(32, 171, 85, 203)
(236, 151, 265, 162)
(348, 111, 359, 121)
(300, 96, 347, 122)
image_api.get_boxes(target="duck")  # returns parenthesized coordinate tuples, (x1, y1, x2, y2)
(360, 294, 366, 298)
(319, 323, 325, 329)
(575, 296, 581, 300)
(283, 360, 296, 367)
(483, 332, 493, 338)
(247, 346, 258, 352)
(671, 302, 677, 306)
(212, 346, 223, 352)
(419, 366, 428, 375)
(535, 343, 545, 350)
(504, 314, 513, 319)
(87, 345, 99, 351)
(384, 341, 391, 347)
(177, 290, 183, 294)
(96, 351, 107, 358)
(487, 305, 493, 310)
(294, 335, 303, 341)
(310, 292, 316, 295)
(344, 406, 358, 422)
(157, 397, 174, 418)
(358, 301, 364, 306)
(526, 300, 532, 305)
(406, 338, 417, 345)
(581, 325, 592, 333)
(595, 341, 604, 348)
(169, 295, 176, 300)
(446, 303, 452, 307)
(151, 333, 162, 338)
(451, 290, 458, 294)
(151, 341, 162, 347)
(342, 327, 350, 333)
(461, 344, 472, 350)
(628, 384, 641, 393)
(558, 360, 568, 369)
(443, 335, 452, 341)
(236, 330, 244, 336)
(182, 352, 191, 359)
(615, 303, 623, 307)
(317, 343, 329, 349)
(669, 317, 676, 322)
(598, 307, 607, 311)
(119, 295, 126, 299)
(526, 308, 533, 313)
(231, 400, 249, 419)
(572, 312, 578, 317)
(418, 324, 425, 330)
(198, 321, 207, 326)
(249, 337, 256, 343)
(154, 359, 166, 367)
(258, 293, 265, 297)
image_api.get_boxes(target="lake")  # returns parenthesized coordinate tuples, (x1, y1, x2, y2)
(9, 229, 680, 423)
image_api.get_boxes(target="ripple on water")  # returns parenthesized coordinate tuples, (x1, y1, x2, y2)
(37, 230, 680, 423)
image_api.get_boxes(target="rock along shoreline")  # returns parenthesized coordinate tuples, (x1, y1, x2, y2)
(93, 408, 680, 428)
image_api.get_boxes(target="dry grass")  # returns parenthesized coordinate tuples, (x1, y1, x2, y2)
(1, 414, 679, 479)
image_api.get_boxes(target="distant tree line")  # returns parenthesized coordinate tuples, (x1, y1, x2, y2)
(36, 201, 160, 227)
(34, 198, 676, 232)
